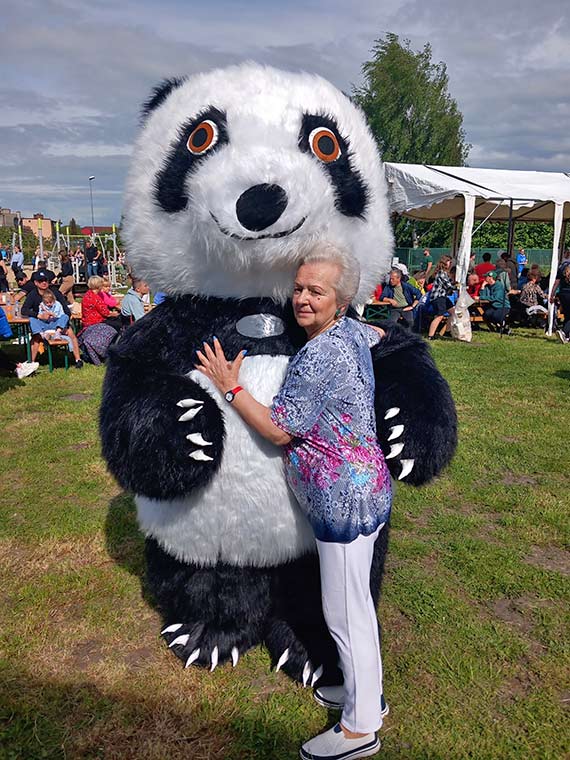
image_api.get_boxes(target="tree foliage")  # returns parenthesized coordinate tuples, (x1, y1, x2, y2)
(354, 33, 470, 247)
(354, 33, 470, 166)
(67, 218, 80, 235)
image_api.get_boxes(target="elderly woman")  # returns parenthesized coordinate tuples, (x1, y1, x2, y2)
(196, 242, 391, 760)
(78, 276, 120, 364)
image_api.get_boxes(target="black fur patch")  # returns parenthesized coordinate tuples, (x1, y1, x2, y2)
(154, 106, 229, 214)
(141, 77, 187, 122)
(298, 113, 369, 219)
(370, 322, 458, 485)
(100, 295, 305, 500)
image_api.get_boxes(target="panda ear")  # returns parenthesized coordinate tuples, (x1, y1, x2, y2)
(140, 77, 187, 122)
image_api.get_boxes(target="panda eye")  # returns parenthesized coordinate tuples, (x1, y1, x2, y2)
(187, 120, 218, 155)
(308, 127, 341, 163)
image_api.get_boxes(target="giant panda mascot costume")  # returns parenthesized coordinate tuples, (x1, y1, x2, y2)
(101, 63, 456, 686)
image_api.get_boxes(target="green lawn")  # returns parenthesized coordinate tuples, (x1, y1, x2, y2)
(1, 331, 569, 759)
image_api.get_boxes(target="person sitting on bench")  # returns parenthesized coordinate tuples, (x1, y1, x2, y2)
(378, 268, 421, 329)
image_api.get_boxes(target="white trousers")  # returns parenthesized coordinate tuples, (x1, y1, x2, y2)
(316, 524, 385, 734)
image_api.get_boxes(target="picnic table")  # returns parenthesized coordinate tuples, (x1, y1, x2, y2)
(1, 306, 32, 362)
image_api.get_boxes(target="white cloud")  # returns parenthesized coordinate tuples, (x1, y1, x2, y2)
(0, 0, 569, 223)
(44, 142, 133, 158)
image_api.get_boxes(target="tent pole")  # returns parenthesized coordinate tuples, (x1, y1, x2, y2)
(547, 203, 564, 335)
(456, 195, 475, 286)
(559, 219, 567, 256)
(506, 199, 514, 255)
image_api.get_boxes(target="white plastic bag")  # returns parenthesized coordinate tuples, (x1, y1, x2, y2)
(449, 288, 473, 342)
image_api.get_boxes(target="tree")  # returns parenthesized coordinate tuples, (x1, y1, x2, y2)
(68, 218, 80, 235)
(354, 33, 470, 247)
(354, 33, 470, 165)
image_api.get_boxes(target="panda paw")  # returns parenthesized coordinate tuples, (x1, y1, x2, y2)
(161, 622, 249, 671)
(176, 398, 215, 462)
(382, 407, 415, 481)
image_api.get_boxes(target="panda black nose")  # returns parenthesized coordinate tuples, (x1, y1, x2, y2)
(235, 184, 288, 232)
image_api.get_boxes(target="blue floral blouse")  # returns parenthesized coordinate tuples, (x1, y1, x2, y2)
(271, 317, 392, 543)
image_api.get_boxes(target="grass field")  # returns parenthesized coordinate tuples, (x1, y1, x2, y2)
(1, 331, 569, 760)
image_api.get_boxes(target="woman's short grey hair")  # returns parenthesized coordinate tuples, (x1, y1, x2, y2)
(88, 275, 103, 290)
(298, 241, 360, 304)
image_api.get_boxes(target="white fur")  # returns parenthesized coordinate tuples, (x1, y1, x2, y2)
(124, 63, 393, 303)
(136, 355, 316, 567)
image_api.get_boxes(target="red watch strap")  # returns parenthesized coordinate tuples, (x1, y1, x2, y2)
(230, 386, 243, 396)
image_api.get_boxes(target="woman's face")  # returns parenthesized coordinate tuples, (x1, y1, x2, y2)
(102, 281, 110, 292)
(292, 261, 342, 335)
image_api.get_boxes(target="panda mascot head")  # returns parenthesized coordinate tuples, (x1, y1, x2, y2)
(123, 62, 393, 301)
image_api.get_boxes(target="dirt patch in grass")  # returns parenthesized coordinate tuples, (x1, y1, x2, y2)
(67, 440, 93, 450)
(122, 645, 159, 669)
(490, 598, 535, 634)
(523, 545, 570, 576)
(0, 535, 111, 581)
(64, 393, 93, 401)
(70, 637, 106, 670)
(501, 472, 538, 486)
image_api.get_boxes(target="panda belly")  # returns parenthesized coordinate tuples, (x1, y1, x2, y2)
(135, 354, 316, 568)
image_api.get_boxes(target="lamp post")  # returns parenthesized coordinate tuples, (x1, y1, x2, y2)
(88, 175, 96, 241)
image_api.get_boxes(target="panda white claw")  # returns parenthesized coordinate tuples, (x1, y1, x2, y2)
(398, 459, 415, 480)
(179, 407, 203, 422)
(302, 660, 312, 688)
(386, 442, 405, 459)
(185, 648, 200, 667)
(177, 398, 204, 408)
(186, 433, 213, 447)
(311, 665, 324, 687)
(384, 407, 400, 420)
(169, 633, 190, 648)
(387, 424, 405, 441)
(190, 450, 214, 462)
(161, 623, 183, 635)
(275, 648, 290, 672)
(231, 647, 239, 667)
(210, 646, 219, 672)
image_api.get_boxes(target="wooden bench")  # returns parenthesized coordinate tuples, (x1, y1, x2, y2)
(43, 337, 70, 371)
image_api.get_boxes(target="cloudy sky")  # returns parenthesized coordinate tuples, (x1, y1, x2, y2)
(1, 0, 568, 225)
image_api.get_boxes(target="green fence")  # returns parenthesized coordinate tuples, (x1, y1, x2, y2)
(395, 248, 556, 274)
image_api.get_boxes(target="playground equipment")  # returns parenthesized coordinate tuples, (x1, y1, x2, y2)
(48, 223, 123, 286)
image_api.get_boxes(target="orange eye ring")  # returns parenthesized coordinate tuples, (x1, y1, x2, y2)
(187, 120, 218, 154)
(309, 127, 341, 162)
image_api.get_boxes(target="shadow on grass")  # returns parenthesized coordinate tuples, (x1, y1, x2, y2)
(104, 492, 160, 612)
(553, 369, 570, 382)
(0, 374, 22, 395)
(0, 665, 312, 760)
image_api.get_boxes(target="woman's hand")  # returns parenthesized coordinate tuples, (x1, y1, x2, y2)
(195, 337, 246, 393)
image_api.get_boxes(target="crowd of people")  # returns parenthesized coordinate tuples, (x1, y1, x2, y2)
(0, 241, 152, 378)
(372, 247, 570, 343)
(1, 242, 570, 380)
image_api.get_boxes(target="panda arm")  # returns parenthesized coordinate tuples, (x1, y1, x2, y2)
(100, 311, 224, 500)
(370, 322, 457, 485)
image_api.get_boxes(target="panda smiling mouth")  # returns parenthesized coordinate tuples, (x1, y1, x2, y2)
(210, 212, 306, 241)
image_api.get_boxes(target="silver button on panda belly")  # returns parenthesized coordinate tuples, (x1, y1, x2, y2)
(135, 354, 316, 567)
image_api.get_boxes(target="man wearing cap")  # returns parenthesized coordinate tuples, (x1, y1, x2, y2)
(478, 270, 512, 331)
(31, 260, 57, 285)
(21, 271, 83, 368)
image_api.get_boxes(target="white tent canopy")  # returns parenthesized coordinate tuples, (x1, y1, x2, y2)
(384, 163, 570, 333)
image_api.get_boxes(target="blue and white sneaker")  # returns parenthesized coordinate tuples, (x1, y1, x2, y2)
(300, 723, 380, 760)
(313, 686, 389, 718)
